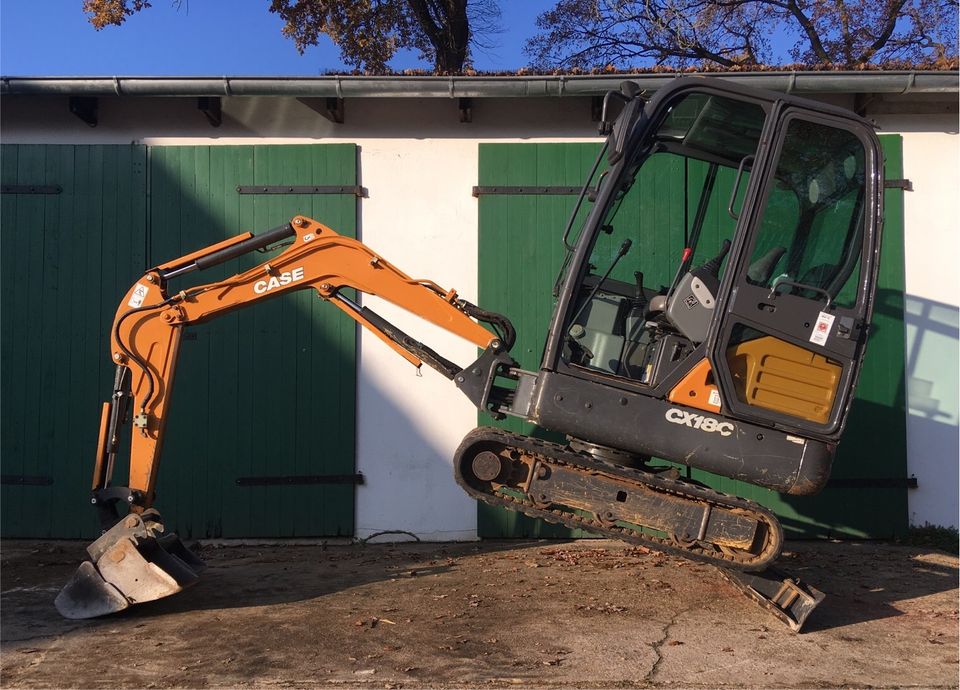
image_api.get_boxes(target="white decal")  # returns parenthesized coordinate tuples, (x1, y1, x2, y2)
(253, 266, 306, 294)
(809, 311, 835, 346)
(708, 389, 722, 409)
(127, 282, 150, 308)
(665, 408, 734, 436)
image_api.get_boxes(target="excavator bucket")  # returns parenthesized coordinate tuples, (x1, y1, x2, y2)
(55, 513, 205, 619)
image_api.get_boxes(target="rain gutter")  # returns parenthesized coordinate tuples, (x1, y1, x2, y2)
(1, 71, 957, 98)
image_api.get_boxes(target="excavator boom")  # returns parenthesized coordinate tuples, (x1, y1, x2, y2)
(56, 215, 516, 619)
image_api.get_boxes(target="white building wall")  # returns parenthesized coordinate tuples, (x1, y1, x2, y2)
(2, 93, 956, 534)
(874, 114, 960, 529)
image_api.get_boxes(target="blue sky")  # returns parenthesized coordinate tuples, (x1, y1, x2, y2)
(0, 1, 545, 75)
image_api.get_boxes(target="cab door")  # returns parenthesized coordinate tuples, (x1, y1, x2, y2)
(710, 109, 884, 440)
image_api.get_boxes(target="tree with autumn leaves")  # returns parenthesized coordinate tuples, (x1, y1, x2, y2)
(82, 0, 498, 74)
(82, 0, 957, 73)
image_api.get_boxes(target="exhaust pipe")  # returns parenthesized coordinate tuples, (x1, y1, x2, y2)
(55, 511, 204, 619)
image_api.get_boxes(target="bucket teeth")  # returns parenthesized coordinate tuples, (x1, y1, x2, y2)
(55, 513, 204, 620)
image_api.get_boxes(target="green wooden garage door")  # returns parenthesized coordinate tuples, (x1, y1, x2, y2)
(477, 137, 908, 539)
(1, 143, 358, 539)
(1, 145, 148, 540)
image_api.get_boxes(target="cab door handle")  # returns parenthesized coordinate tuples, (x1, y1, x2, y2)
(768, 275, 832, 310)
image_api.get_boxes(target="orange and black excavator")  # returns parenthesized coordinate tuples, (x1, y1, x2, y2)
(57, 77, 886, 631)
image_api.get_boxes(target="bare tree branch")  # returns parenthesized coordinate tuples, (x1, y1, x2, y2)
(527, 0, 958, 69)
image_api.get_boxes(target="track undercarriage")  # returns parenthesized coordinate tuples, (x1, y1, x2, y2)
(455, 427, 783, 571)
(454, 427, 823, 630)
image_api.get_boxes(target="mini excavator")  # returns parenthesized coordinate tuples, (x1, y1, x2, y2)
(56, 78, 885, 631)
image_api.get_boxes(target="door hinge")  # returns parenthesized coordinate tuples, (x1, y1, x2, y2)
(1, 184, 61, 195)
(472, 185, 593, 197)
(1, 475, 54, 485)
(884, 179, 913, 191)
(236, 185, 362, 196)
(827, 477, 917, 488)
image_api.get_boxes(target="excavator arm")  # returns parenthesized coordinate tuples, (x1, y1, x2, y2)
(57, 215, 517, 619)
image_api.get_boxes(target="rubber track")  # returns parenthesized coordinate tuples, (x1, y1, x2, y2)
(454, 426, 783, 572)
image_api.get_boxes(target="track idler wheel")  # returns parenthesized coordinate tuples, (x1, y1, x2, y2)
(55, 511, 205, 619)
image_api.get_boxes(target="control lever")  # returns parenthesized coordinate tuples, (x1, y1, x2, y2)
(694, 239, 731, 281)
(633, 271, 645, 303)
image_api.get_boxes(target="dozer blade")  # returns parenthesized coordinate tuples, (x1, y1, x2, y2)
(55, 513, 205, 620)
(716, 566, 825, 632)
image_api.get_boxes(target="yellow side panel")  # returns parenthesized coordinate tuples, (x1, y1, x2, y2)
(726, 336, 841, 424)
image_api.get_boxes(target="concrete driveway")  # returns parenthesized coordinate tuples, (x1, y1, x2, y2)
(1, 538, 957, 688)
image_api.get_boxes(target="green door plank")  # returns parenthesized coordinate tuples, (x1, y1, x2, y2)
(476, 138, 908, 540)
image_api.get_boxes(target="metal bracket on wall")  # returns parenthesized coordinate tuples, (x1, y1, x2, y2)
(591, 96, 604, 122)
(197, 97, 222, 127)
(472, 185, 593, 197)
(459, 98, 473, 123)
(1, 185, 61, 195)
(69, 96, 98, 127)
(236, 185, 363, 196)
(884, 179, 913, 191)
(235, 473, 365, 486)
(297, 97, 345, 124)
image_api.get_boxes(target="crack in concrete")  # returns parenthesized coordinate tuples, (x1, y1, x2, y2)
(645, 606, 694, 683)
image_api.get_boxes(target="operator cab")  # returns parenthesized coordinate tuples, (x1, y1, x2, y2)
(552, 79, 881, 439)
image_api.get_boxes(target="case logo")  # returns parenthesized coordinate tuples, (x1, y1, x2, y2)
(254, 267, 305, 294)
(665, 408, 734, 436)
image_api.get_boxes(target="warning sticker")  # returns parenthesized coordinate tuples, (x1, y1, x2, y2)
(809, 311, 835, 346)
(127, 283, 150, 308)
(708, 389, 722, 409)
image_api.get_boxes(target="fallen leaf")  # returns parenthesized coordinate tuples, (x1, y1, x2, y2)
(667, 640, 684, 646)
